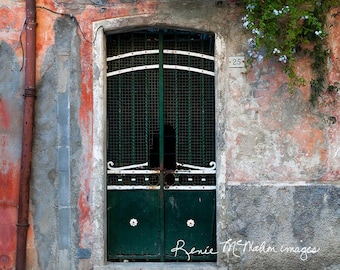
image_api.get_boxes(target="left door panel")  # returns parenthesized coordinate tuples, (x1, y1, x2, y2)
(107, 190, 161, 261)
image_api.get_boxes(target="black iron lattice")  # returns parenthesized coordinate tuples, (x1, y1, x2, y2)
(107, 29, 215, 186)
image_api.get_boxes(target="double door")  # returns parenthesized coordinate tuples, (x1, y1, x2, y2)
(106, 29, 216, 261)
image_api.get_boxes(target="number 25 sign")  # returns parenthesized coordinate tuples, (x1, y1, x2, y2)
(229, 56, 245, 68)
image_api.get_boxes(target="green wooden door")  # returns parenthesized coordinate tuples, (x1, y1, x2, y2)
(106, 29, 216, 262)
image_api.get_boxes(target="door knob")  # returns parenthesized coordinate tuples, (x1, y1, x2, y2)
(129, 218, 138, 227)
(186, 219, 195, 228)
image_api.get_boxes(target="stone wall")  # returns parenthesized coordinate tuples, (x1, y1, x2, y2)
(223, 185, 340, 269)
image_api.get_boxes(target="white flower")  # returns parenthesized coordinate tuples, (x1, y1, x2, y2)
(248, 38, 256, 48)
(315, 30, 322, 36)
(302, 15, 309, 20)
(252, 28, 261, 36)
(273, 9, 279, 15)
(246, 4, 255, 10)
(257, 54, 264, 62)
(279, 55, 287, 63)
(249, 50, 258, 58)
(243, 21, 250, 29)
(273, 48, 281, 54)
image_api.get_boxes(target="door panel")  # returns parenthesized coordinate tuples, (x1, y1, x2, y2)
(106, 29, 216, 262)
(107, 190, 161, 260)
(164, 190, 216, 261)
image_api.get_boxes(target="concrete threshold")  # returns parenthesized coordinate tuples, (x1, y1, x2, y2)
(94, 262, 221, 270)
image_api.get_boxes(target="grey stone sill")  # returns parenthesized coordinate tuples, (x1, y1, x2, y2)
(94, 262, 221, 270)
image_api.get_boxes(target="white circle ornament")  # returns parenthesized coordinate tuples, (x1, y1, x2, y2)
(129, 218, 138, 227)
(186, 219, 195, 228)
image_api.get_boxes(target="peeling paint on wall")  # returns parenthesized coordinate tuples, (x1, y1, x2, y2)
(0, 0, 339, 269)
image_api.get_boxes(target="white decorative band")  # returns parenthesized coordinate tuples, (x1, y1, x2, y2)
(164, 49, 215, 61)
(107, 64, 214, 77)
(107, 161, 216, 175)
(107, 185, 161, 190)
(175, 161, 216, 174)
(106, 49, 214, 62)
(107, 49, 159, 61)
(107, 185, 215, 190)
(107, 161, 160, 174)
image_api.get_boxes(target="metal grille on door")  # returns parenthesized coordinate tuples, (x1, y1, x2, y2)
(106, 29, 216, 262)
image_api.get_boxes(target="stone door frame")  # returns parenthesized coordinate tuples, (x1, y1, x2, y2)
(92, 14, 229, 267)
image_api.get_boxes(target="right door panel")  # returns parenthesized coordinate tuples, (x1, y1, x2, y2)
(164, 190, 216, 261)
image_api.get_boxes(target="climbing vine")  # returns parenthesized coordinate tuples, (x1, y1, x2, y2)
(241, 0, 340, 104)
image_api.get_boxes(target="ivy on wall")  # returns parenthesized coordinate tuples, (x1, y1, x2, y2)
(241, 0, 340, 104)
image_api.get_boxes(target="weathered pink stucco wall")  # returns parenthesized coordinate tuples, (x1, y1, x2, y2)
(0, 1, 339, 269)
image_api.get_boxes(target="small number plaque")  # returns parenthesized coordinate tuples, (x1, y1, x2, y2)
(229, 56, 245, 68)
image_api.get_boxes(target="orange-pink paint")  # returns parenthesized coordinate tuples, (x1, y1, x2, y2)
(0, 99, 10, 130)
(0, 163, 19, 270)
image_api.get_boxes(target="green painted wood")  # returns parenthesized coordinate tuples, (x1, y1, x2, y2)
(107, 190, 161, 260)
(158, 30, 166, 260)
(164, 190, 216, 261)
(107, 29, 215, 262)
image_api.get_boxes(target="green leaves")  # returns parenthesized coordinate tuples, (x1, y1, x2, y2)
(242, 0, 339, 100)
